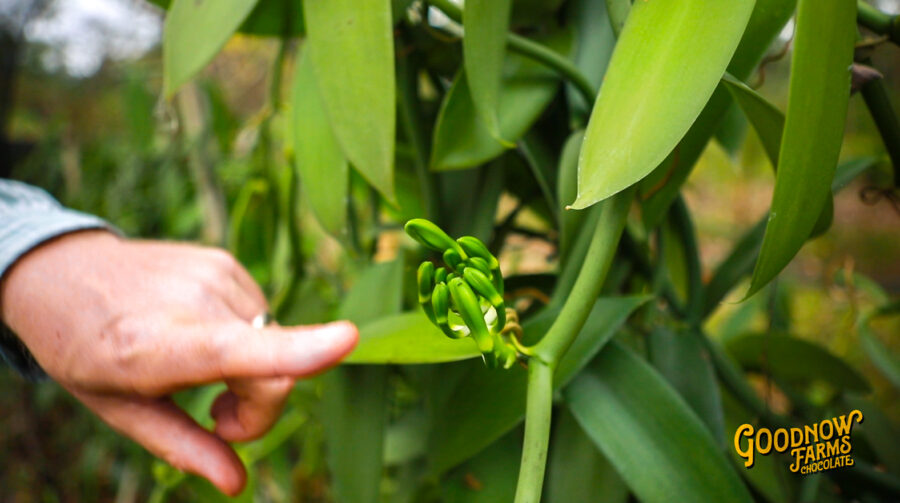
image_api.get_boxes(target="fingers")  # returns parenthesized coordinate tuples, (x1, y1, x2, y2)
(114, 320, 358, 395)
(211, 376, 294, 442)
(72, 390, 247, 496)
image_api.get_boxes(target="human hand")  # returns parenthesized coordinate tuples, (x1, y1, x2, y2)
(0, 230, 358, 495)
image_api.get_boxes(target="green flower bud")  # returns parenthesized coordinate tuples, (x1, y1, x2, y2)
(457, 236, 499, 270)
(463, 267, 506, 329)
(432, 282, 465, 339)
(448, 277, 493, 353)
(405, 219, 463, 255)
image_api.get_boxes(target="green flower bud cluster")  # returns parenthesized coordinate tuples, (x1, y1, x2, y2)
(405, 219, 522, 369)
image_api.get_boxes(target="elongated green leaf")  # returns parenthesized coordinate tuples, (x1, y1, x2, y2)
(344, 312, 480, 364)
(859, 323, 900, 390)
(721, 390, 794, 503)
(323, 261, 403, 503)
(566, 341, 753, 503)
(648, 327, 725, 445)
(566, 0, 615, 122)
(464, 0, 513, 141)
(303, 0, 396, 202)
(745, 0, 856, 298)
(726, 332, 870, 392)
(321, 366, 387, 503)
(721, 73, 835, 240)
(162, 0, 259, 97)
(572, 0, 755, 209)
(702, 158, 879, 317)
(844, 393, 900, 475)
(604, 0, 630, 37)
(431, 31, 572, 171)
(639, 0, 797, 229)
(558, 131, 587, 262)
(428, 296, 650, 473)
(722, 74, 783, 166)
(714, 103, 748, 157)
(240, 0, 304, 36)
(547, 408, 628, 503)
(291, 50, 348, 239)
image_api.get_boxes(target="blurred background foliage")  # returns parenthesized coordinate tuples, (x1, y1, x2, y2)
(0, 0, 899, 501)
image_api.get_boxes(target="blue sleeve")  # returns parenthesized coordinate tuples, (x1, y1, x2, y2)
(0, 179, 114, 380)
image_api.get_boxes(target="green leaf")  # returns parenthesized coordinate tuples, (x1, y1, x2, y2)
(566, 0, 615, 122)
(344, 312, 480, 364)
(303, 0, 396, 202)
(859, 323, 900, 390)
(162, 0, 260, 97)
(441, 430, 521, 503)
(428, 296, 650, 473)
(721, 74, 783, 166)
(546, 408, 628, 503)
(721, 390, 794, 503)
(714, 102, 748, 157)
(648, 327, 726, 445)
(725, 332, 870, 392)
(844, 393, 900, 475)
(463, 0, 513, 142)
(431, 31, 572, 171)
(566, 341, 753, 503)
(290, 49, 348, 239)
(557, 131, 587, 262)
(745, 0, 856, 298)
(604, 0, 630, 37)
(321, 366, 388, 503)
(239, 0, 304, 36)
(322, 261, 404, 503)
(572, 0, 755, 209)
(638, 0, 797, 229)
(721, 73, 835, 240)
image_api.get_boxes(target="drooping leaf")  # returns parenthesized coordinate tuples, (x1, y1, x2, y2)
(546, 408, 628, 503)
(290, 49, 348, 239)
(639, 0, 798, 229)
(725, 332, 870, 392)
(721, 74, 783, 166)
(323, 261, 404, 503)
(721, 73, 835, 239)
(431, 31, 572, 171)
(344, 312, 480, 364)
(647, 327, 726, 445)
(428, 296, 650, 473)
(745, 0, 856, 298)
(566, 341, 754, 503)
(303, 0, 396, 202)
(162, 0, 260, 97)
(566, 0, 615, 122)
(714, 102, 748, 157)
(572, 0, 755, 209)
(463, 0, 513, 141)
(557, 131, 587, 262)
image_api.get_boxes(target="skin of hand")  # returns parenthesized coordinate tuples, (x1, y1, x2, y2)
(0, 230, 358, 496)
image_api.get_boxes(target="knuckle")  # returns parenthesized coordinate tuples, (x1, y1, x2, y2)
(205, 248, 238, 274)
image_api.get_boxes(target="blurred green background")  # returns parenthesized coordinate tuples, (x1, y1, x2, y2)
(1, 0, 898, 501)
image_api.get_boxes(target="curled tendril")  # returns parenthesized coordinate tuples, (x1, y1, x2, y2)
(405, 219, 526, 369)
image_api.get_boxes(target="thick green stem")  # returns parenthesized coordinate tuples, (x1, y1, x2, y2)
(857, 1, 900, 45)
(533, 188, 634, 365)
(513, 360, 553, 503)
(428, 0, 597, 105)
(670, 196, 704, 325)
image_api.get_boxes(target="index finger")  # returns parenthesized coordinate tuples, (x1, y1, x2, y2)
(117, 320, 358, 395)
